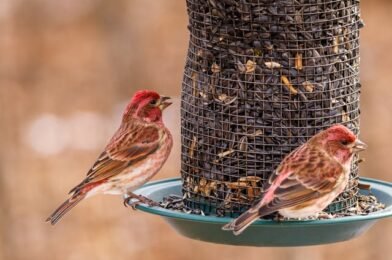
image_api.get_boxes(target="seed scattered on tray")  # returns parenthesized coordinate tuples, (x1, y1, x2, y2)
(159, 191, 385, 220)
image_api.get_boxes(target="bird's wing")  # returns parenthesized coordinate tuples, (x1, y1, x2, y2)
(69, 122, 161, 194)
(251, 145, 344, 215)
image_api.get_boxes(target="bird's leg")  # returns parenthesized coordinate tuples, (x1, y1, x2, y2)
(123, 192, 160, 209)
(135, 194, 160, 207)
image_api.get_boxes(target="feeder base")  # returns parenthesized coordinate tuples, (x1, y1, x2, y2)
(134, 178, 392, 247)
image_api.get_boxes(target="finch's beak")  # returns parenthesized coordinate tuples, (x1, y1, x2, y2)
(353, 139, 367, 152)
(159, 96, 172, 110)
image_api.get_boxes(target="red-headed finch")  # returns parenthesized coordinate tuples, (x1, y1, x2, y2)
(46, 90, 173, 225)
(223, 124, 367, 235)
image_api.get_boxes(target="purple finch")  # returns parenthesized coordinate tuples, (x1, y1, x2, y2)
(223, 124, 367, 235)
(47, 90, 173, 225)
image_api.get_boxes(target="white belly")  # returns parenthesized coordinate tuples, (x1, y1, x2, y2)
(86, 158, 158, 197)
(278, 191, 341, 218)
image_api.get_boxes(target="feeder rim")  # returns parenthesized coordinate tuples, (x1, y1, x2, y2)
(135, 177, 392, 225)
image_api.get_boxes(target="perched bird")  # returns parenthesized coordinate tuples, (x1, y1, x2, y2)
(46, 90, 173, 225)
(223, 124, 367, 235)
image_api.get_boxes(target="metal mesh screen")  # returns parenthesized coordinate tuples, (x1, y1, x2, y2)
(181, 0, 362, 217)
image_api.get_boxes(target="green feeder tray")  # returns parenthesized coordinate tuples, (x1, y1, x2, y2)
(134, 177, 392, 247)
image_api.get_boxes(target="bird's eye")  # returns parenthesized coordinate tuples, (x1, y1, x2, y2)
(149, 99, 158, 106)
(341, 140, 349, 145)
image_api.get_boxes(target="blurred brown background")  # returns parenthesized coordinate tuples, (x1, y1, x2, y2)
(0, 1, 391, 260)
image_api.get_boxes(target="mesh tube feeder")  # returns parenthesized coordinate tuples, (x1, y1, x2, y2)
(134, 0, 392, 246)
(181, 0, 360, 217)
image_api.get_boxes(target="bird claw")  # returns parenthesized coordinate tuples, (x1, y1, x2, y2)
(123, 197, 139, 210)
(123, 194, 159, 210)
(318, 212, 334, 219)
(129, 200, 141, 210)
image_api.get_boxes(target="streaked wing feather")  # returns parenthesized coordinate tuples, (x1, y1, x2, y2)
(259, 145, 342, 214)
(259, 191, 322, 215)
(69, 123, 161, 194)
(106, 124, 160, 161)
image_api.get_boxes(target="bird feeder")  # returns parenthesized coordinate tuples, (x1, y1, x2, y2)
(181, 0, 361, 217)
(134, 0, 392, 246)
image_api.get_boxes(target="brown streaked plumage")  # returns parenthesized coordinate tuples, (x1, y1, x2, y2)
(223, 124, 367, 235)
(47, 90, 173, 225)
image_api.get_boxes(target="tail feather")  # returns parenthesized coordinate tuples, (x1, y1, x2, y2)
(222, 210, 260, 236)
(46, 195, 85, 225)
(222, 203, 278, 235)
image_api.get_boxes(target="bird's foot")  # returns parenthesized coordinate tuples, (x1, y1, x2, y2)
(139, 196, 160, 207)
(318, 212, 334, 219)
(123, 194, 159, 209)
(123, 196, 138, 209)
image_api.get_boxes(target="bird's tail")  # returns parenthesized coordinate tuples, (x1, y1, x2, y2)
(222, 210, 261, 236)
(46, 194, 85, 225)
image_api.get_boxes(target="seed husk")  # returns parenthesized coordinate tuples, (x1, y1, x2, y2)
(281, 75, 298, 95)
(189, 135, 197, 158)
(264, 61, 282, 69)
(295, 53, 303, 70)
(211, 63, 221, 73)
(302, 81, 315, 92)
(245, 60, 257, 73)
